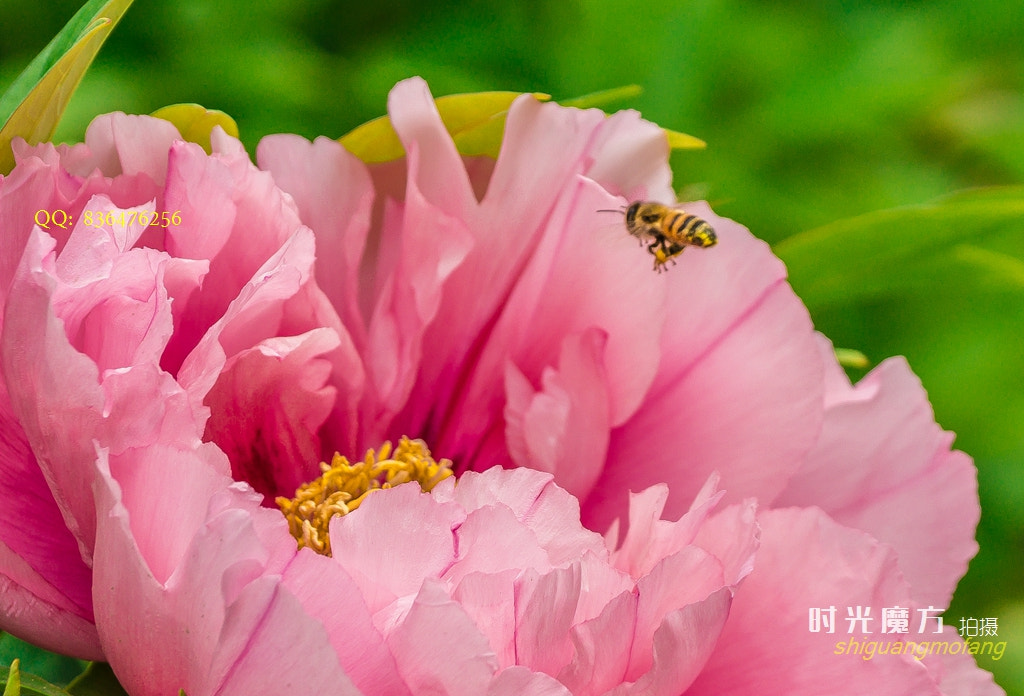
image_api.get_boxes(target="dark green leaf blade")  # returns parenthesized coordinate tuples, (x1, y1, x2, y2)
(775, 187, 1024, 308)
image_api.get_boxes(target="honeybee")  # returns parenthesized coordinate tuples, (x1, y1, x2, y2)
(618, 201, 717, 272)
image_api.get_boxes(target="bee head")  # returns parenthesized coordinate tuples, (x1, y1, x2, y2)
(625, 201, 641, 226)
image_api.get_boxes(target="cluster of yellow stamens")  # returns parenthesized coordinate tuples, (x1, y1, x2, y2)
(276, 437, 453, 556)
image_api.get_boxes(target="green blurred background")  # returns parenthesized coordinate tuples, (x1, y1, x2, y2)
(1, 0, 1022, 692)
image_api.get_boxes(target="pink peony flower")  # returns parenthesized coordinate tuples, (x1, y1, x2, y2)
(91, 444, 759, 695)
(0, 76, 1000, 693)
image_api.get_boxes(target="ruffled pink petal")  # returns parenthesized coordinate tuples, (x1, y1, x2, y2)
(208, 577, 360, 696)
(358, 146, 474, 444)
(2, 228, 208, 562)
(587, 210, 824, 529)
(488, 666, 573, 695)
(627, 547, 727, 680)
(685, 508, 989, 695)
(1, 231, 119, 555)
(329, 482, 464, 615)
(60, 112, 182, 181)
(581, 108, 674, 203)
(385, 578, 499, 695)
(203, 328, 339, 501)
(393, 88, 665, 454)
(432, 467, 607, 565)
(451, 569, 520, 668)
(158, 142, 278, 369)
(283, 549, 412, 695)
(0, 385, 95, 648)
(444, 505, 552, 584)
(443, 177, 665, 473)
(558, 589, 637, 695)
(614, 588, 732, 696)
(608, 480, 725, 578)
(0, 158, 76, 302)
(93, 442, 359, 696)
(256, 134, 375, 350)
(0, 541, 100, 660)
(514, 565, 582, 676)
(504, 328, 610, 500)
(774, 336, 980, 608)
(692, 499, 761, 588)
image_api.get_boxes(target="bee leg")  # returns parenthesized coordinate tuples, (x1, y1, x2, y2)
(651, 246, 670, 272)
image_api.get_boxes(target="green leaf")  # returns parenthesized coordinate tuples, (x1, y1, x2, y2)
(0, 663, 73, 696)
(0, 0, 134, 174)
(3, 659, 19, 696)
(66, 664, 127, 696)
(560, 85, 643, 109)
(775, 187, 1024, 309)
(0, 636, 85, 688)
(560, 85, 705, 150)
(834, 347, 870, 369)
(339, 90, 550, 163)
(664, 129, 706, 150)
(150, 104, 240, 154)
(339, 86, 705, 164)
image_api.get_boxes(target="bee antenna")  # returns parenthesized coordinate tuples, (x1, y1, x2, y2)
(596, 208, 624, 214)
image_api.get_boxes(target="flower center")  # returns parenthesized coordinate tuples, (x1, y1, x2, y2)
(276, 436, 453, 556)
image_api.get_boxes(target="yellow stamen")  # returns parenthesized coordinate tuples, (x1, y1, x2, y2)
(276, 437, 453, 556)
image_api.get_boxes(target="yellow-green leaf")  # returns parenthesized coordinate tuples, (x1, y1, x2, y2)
(834, 347, 870, 370)
(2, 659, 18, 696)
(339, 90, 550, 163)
(0, 660, 73, 696)
(150, 104, 240, 154)
(339, 86, 705, 164)
(0, 0, 135, 174)
(560, 85, 643, 109)
(665, 128, 706, 150)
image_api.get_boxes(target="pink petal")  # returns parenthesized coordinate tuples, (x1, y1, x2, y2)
(0, 541, 100, 659)
(614, 587, 732, 696)
(62, 112, 182, 181)
(395, 91, 660, 452)
(504, 328, 610, 500)
(582, 107, 674, 203)
(445, 505, 552, 584)
(159, 136, 318, 375)
(686, 508, 957, 695)
(558, 589, 637, 695)
(488, 666, 573, 696)
(514, 565, 581, 676)
(0, 386, 95, 649)
(1, 230, 117, 555)
(358, 148, 474, 443)
(329, 482, 463, 615)
(443, 177, 666, 472)
(628, 547, 727, 680)
(209, 578, 360, 696)
(256, 134, 375, 348)
(608, 482, 725, 578)
(587, 211, 824, 528)
(203, 328, 340, 501)
(283, 549, 411, 695)
(451, 569, 520, 668)
(433, 467, 607, 565)
(775, 336, 980, 607)
(386, 578, 499, 695)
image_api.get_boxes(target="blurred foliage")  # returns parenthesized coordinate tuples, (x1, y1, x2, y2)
(1, 0, 1022, 692)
